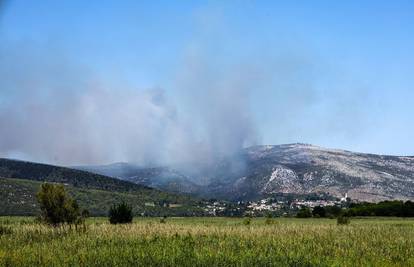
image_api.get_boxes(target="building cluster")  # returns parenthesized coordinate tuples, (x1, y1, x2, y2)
(247, 199, 285, 211)
(204, 201, 227, 216)
(202, 194, 351, 216)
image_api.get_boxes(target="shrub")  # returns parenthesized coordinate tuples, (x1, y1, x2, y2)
(81, 209, 90, 219)
(36, 183, 85, 227)
(337, 215, 350, 225)
(265, 213, 275, 225)
(296, 207, 312, 218)
(243, 217, 252, 225)
(109, 202, 133, 224)
(312, 206, 326, 218)
(160, 215, 167, 224)
(325, 205, 342, 217)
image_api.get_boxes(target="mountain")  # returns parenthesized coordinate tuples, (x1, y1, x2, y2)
(0, 158, 205, 216)
(79, 144, 414, 202)
(223, 144, 414, 201)
(0, 158, 151, 192)
(76, 163, 201, 194)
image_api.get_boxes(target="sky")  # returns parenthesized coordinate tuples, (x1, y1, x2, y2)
(0, 0, 413, 165)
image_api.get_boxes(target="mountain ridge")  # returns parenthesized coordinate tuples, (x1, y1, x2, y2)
(77, 143, 414, 202)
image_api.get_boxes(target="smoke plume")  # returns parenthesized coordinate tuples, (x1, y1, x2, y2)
(0, 42, 259, 166)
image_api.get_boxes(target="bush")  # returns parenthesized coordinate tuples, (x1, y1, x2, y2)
(337, 215, 350, 225)
(36, 183, 86, 227)
(109, 202, 133, 224)
(265, 218, 278, 225)
(325, 206, 342, 217)
(265, 213, 275, 225)
(81, 209, 90, 219)
(312, 206, 326, 218)
(296, 207, 312, 218)
(160, 215, 167, 224)
(243, 217, 252, 225)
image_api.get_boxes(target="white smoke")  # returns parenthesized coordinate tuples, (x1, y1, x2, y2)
(0, 42, 259, 166)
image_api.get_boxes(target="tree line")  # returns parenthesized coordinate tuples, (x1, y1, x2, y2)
(36, 182, 414, 228)
(297, 200, 414, 219)
(346, 200, 414, 217)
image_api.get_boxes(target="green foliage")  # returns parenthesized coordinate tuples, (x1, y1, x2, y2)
(348, 200, 414, 217)
(337, 215, 351, 225)
(0, 158, 150, 193)
(81, 209, 90, 218)
(0, 217, 413, 266)
(324, 206, 342, 217)
(312, 206, 326, 217)
(109, 202, 133, 224)
(0, 177, 206, 217)
(160, 215, 167, 224)
(310, 205, 345, 218)
(243, 217, 252, 225)
(0, 159, 206, 217)
(36, 183, 86, 227)
(296, 207, 312, 218)
(265, 213, 274, 225)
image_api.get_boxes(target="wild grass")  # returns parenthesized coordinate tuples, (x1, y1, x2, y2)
(0, 217, 413, 266)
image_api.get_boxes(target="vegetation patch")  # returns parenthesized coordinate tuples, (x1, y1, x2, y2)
(0, 217, 413, 266)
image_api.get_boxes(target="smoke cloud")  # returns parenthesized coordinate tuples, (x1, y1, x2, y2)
(0, 39, 379, 168)
(0, 42, 260, 166)
(0, 30, 388, 168)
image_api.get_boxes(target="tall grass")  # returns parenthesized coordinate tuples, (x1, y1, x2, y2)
(0, 217, 413, 266)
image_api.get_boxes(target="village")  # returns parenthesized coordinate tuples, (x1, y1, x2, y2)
(203, 193, 352, 217)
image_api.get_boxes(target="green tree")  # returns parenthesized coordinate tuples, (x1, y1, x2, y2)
(312, 206, 326, 218)
(36, 183, 86, 227)
(109, 202, 133, 224)
(324, 205, 342, 217)
(243, 217, 252, 225)
(296, 207, 312, 218)
(337, 215, 350, 225)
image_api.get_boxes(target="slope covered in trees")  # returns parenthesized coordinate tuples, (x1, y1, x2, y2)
(0, 158, 150, 192)
(0, 177, 205, 216)
(0, 158, 206, 216)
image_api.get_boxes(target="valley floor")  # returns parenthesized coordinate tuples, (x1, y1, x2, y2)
(0, 217, 413, 266)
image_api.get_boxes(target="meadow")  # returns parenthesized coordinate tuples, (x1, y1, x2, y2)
(0, 217, 413, 266)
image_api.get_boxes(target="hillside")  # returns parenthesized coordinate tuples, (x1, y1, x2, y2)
(0, 159, 205, 216)
(0, 158, 151, 192)
(79, 144, 414, 202)
(219, 144, 414, 201)
(0, 177, 204, 216)
(76, 164, 201, 194)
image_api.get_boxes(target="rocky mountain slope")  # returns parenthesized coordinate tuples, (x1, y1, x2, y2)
(235, 144, 414, 201)
(79, 144, 414, 202)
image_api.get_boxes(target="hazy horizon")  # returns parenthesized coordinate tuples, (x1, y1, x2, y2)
(1, 1, 413, 165)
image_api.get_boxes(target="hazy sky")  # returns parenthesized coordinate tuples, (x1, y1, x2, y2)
(0, 1, 413, 165)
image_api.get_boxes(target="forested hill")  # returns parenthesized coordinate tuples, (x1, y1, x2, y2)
(0, 158, 205, 216)
(0, 158, 151, 192)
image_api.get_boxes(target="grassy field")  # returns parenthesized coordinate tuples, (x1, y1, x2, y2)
(0, 217, 413, 266)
